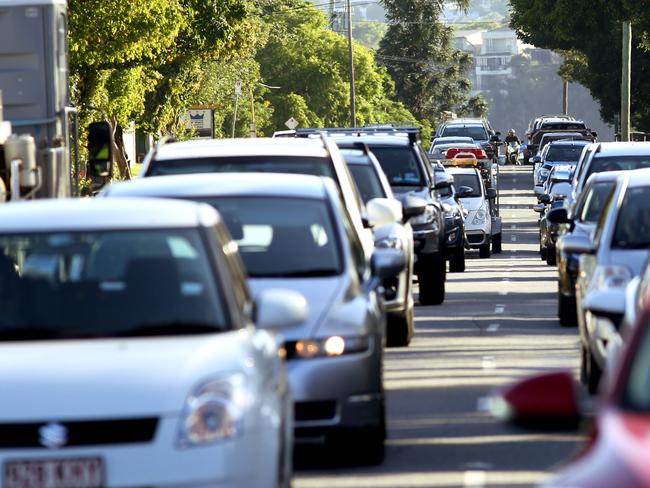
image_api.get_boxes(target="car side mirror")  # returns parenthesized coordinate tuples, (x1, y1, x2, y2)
(533, 203, 545, 213)
(486, 188, 497, 200)
(532, 156, 542, 164)
(492, 371, 582, 429)
(87, 121, 113, 179)
(539, 194, 551, 204)
(456, 186, 473, 198)
(559, 234, 596, 255)
(255, 289, 308, 330)
(433, 179, 452, 190)
(546, 207, 570, 225)
(367, 197, 402, 228)
(371, 248, 406, 279)
(401, 195, 427, 223)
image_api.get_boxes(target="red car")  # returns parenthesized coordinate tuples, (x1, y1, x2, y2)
(497, 306, 650, 487)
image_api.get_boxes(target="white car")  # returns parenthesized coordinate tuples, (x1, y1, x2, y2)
(0, 198, 305, 488)
(448, 167, 501, 258)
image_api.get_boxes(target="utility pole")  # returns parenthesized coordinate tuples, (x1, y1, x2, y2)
(345, 0, 356, 127)
(621, 21, 632, 142)
(562, 80, 569, 115)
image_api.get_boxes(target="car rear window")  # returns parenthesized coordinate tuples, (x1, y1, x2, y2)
(451, 173, 481, 197)
(441, 126, 488, 141)
(367, 146, 426, 187)
(586, 155, 650, 180)
(545, 145, 585, 162)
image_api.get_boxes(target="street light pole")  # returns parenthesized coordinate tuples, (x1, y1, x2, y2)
(346, 0, 356, 128)
(621, 21, 632, 142)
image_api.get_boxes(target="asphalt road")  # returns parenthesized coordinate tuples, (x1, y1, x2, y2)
(294, 165, 583, 488)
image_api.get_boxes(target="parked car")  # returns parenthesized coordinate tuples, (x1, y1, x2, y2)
(533, 140, 591, 199)
(0, 198, 306, 488)
(428, 136, 475, 158)
(447, 167, 501, 257)
(309, 128, 447, 305)
(565, 170, 650, 393)
(551, 171, 619, 326)
(494, 298, 650, 488)
(140, 137, 375, 256)
(340, 144, 425, 345)
(536, 196, 568, 265)
(103, 173, 407, 464)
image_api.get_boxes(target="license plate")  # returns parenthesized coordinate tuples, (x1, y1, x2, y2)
(5, 457, 103, 488)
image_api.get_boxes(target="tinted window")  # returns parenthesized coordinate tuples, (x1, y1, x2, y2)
(349, 165, 386, 203)
(586, 156, 650, 180)
(202, 197, 343, 278)
(441, 126, 488, 140)
(368, 146, 426, 187)
(0, 229, 226, 340)
(147, 156, 336, 180)
(579, 181, 615, 222)
(451, 173, 482, 197)
(613, 186, 650, 249)
(545, 145, 585, 162)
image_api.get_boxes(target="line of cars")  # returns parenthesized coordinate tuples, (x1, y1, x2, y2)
(493, 132, 650, 487)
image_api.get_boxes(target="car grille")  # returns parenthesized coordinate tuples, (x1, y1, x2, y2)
(295, 401, 337, 422)
(0, 417, 158, 448)
(467, 233, 485, 244)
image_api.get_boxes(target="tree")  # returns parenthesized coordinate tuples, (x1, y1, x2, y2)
(377, 0, 486, 124)
(509, 0, 650, 131)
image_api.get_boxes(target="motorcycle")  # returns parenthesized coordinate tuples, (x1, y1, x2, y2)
(506, 141, 520, 165)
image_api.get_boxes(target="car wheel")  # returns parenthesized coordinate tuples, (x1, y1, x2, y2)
(492, 233, 502, 253)
(546, 246, 557, 266)
(418, 254, 445, 305)
(386, 307, 413, 347)
(540, 242, 547, 261)
(449, 246, 466, 272)
(479, 239, 491, 258)
(580, 346, 588, 385)
(558, 292, 577, 327)
(586, 348, 602, 395)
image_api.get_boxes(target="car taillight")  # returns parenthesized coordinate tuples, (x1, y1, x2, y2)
(477, 149, 488, 159)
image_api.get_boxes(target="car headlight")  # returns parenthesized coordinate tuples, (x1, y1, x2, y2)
(286, 336, 370, 359)
(472, 206, 487, 224)
(376, 236, 403, 250)
(411, 204, 435, 225)
(177, 374, 249, 448)
(592, 265, 633, 291)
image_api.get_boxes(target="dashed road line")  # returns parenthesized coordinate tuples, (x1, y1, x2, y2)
(487, 323, 500, 332)
(494, 304, 505, 314)
(464, 470, 487, 488)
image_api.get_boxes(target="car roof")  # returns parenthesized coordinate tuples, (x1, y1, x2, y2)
(153, 137, 330, 160)
(335, 135, 411, 147)
(444, 118, 487, 125)
(0, 198, 218, 233)
(104, 172, 332, 200)
(547, 140, 591, 146)
(447, 167, 480, 176)
(540, 132, 589, 139)
(541, 118, 585, 124)
(432, 136, 474, 142)
(593, 142, 650, 157)
(625, 168, 650, 188)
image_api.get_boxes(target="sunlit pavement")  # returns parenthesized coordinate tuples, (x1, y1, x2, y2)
(294, 166, 582, 488)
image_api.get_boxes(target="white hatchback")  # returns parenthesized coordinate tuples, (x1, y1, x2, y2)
(0, 198, 305, 488)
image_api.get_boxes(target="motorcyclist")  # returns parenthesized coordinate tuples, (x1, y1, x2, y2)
(504, 129, 521, 145)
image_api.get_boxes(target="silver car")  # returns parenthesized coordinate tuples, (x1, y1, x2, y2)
(103, 173, 406, 465)
(564, 169, 650, 393)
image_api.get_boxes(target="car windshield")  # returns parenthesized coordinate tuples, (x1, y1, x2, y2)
(367, 146, 426, 187)
(199, 197, 343, 278)
(441, 126, 488, 141)
(348, 165, 386, 203)
(586, 156, 650, 180)
(541, 122, 586, 130)
(451, 173, 481, 197)
(612, 186, 650, 249)
(545, 145, 585, 162)
(146, 156, 336, 181)
(0, 229, 226, 340)
(579, 181, 616, 223)
(623, 320, 650, 412)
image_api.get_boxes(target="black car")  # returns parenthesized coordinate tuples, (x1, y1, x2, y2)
(292, 127, 447, 305)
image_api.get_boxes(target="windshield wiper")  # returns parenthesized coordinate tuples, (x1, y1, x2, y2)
(115, 322, 222, 337)
(252, 268, 341, 278)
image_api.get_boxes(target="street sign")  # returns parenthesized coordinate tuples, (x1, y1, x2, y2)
(235, 80, 242, 96)
(285, 117, 299, 130)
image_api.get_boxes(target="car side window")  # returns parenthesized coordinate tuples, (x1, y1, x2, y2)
(212, 224, 253, 318)
(580, 182, 616, 223)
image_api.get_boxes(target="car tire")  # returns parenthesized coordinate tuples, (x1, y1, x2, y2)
(449, 246, 466, 272)
(580, 346, 589, 385)
(586, 347, 602, 395)
(546, 246, 557, 266)
(386, 307, 413, 347)
(492, 233, 502, 253)
(540, 242, 547, 261)
(479, 239, 491, 259)
(418, 254, 445, 305)
(558, 292, 577, 327)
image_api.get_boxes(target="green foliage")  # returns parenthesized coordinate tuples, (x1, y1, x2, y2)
(377, 0, 486, 124)
(353, 21, 388, 50)
(508, 0, 650, 130)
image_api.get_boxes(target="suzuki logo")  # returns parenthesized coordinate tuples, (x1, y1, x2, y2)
(38, 422, 68, 449)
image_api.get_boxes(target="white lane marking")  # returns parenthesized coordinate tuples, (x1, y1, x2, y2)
(464, 470, 487, 488)
(510, 224, 516, 230)
(511, 213, 516, 218)
(487, 323, 500, 332)
(511, 235, 517, 242)
(494, 304, 505, 313)
(498, 290, 508, 296)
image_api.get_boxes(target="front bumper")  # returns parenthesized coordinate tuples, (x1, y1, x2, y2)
(412, 224, 441, 256)
(0, 417, 280, 487)
(466, 230, 488, 247)
(288, 336, 383, 442)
